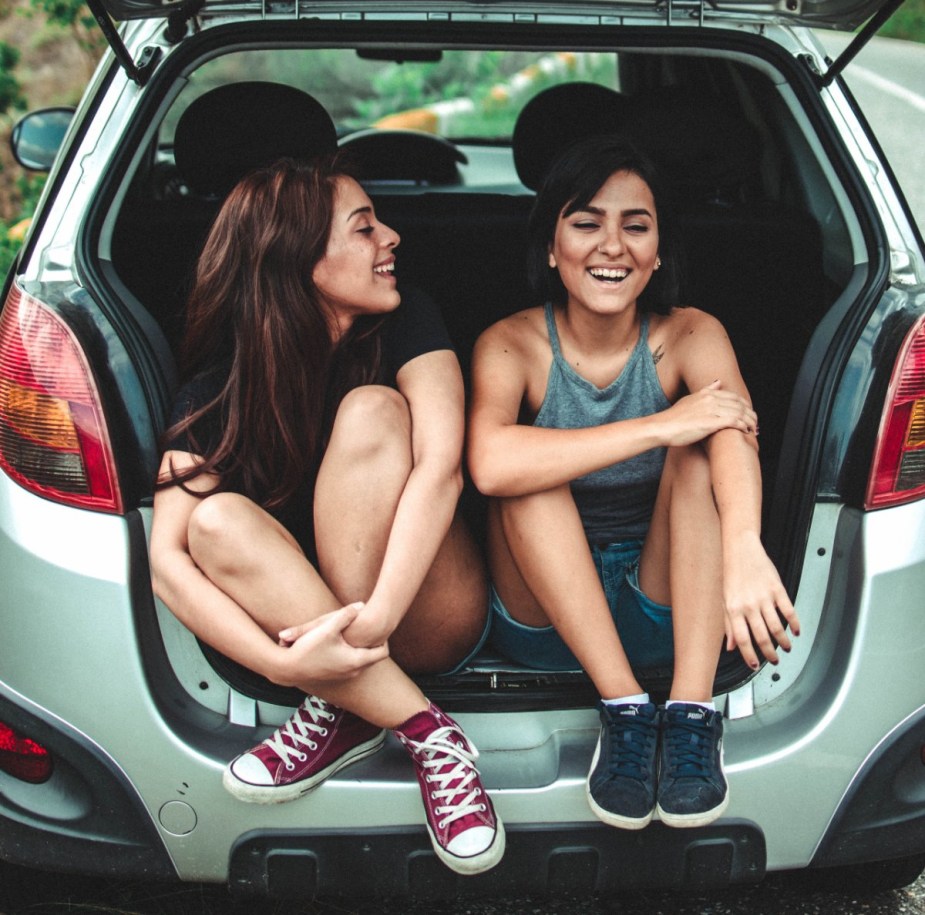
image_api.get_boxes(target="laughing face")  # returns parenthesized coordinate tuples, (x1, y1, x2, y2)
(548, 169, 660, 320)
(312, 176, 401, 337)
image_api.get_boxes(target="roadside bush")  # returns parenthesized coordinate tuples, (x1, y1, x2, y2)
(880, 0, 925, 42)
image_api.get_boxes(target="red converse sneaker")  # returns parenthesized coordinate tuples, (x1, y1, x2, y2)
(395, 702, 505, 875)
(222, 695, 385, 804)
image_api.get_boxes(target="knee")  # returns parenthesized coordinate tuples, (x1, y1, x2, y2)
(665, 443, 710, 478)
(663, 443, 713, 497)
(329, 385, 412, 462)
(188, 492, 254, 561)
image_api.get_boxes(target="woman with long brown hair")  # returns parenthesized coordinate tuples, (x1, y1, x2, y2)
(148, 155, 503, 876)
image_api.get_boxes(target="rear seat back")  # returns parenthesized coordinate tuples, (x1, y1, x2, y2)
(371, 191, 535, 375)
(112, 82, 338, 351)
(114, 80, 824, 478)
(623, 88, 824, 465)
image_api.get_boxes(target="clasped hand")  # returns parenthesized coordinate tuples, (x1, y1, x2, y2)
(275, 602, 388, 683)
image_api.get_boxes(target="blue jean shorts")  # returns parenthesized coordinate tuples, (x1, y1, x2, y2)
(489, 540, 674, 671)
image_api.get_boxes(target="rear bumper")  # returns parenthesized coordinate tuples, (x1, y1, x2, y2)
(812, 704, 925, 870)
(4, 474, 925, 890)
(0, 690, 175, 880)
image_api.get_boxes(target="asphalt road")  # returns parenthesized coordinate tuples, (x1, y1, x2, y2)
(817, 31, 925, 228)
(2, 29, 925, 915)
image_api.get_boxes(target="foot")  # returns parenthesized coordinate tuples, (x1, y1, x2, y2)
(222, 695, 386, 804)
(395, 702, 505, 875)
(656, 703, 729, 828)
(586, 701, 660, 830)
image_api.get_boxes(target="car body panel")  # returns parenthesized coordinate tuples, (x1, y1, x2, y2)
(3, 0, 925, 895)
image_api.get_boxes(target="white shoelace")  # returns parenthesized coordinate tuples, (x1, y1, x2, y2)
(408, 726, 485, 829)
(265, 696, 336, 771)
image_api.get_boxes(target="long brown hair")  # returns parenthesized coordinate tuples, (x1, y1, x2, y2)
(159, 154, 384, 508)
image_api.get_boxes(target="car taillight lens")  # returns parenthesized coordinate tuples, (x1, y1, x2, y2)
(0, 283, 122, 512)
(867, 312, 925, 509)
(0, 721, 53, 784)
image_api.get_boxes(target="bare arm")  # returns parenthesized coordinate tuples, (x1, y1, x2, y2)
(467, 316, 758, 497)
(343, 349, 467, 646)
(676, 312, 801, 667)
(149, 453, 388, 685)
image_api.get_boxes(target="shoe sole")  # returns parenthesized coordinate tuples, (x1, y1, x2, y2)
(656, 791, 730, 829)
(427, 815, 506, 876)
(222, 729, 387, 804)
(585, 735, 655, 831)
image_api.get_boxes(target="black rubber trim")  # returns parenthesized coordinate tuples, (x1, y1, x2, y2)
(229, 820, 765, 899)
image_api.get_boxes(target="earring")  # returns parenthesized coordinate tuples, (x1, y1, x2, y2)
(655, 256, 662, 270)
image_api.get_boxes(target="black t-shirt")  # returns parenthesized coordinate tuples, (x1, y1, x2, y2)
(163, 286, 453, 554)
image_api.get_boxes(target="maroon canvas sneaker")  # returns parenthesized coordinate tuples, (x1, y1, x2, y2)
(222, 695, 386, 804)
(395, 702, 505, 875)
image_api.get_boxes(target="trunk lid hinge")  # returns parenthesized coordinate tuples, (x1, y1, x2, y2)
(817, 0, 906, 88)
(86, 0, 162, 86)
(657, 0, 718, 27)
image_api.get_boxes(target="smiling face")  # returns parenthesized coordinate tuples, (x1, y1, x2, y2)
(548, 169, 660, 320)
(312, 176, 401, 337)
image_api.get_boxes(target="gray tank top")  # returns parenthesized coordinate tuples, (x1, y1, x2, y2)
(534, 302, 671, 543)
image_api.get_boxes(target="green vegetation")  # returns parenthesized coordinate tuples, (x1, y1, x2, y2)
(880, 0, 925, 42)
(0, 0, 100, 277)
(0, 172, 44, 274)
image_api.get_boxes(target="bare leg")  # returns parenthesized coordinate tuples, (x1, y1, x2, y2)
(489, 486, 643, 700)
(187, 493, 428, 727)
(314, 385, 488, 675)
(638, 444, 725, 703)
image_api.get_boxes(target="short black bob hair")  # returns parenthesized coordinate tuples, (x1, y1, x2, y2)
(526, 134, 681, 315)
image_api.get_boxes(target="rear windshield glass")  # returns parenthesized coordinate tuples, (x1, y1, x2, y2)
(162, 48, 619, 143)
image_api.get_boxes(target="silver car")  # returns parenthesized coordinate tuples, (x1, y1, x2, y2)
(1, 0, 924, 897)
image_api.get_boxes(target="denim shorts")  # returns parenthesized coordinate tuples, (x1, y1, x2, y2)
(489, 540, 674, 671)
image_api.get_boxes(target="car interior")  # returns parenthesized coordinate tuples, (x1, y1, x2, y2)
(105, 43, 855, 708)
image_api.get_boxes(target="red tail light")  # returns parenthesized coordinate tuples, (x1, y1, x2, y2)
(867, 312, 925, 509)
(0, 720, 53, 784)
(0, 283, 122, 512)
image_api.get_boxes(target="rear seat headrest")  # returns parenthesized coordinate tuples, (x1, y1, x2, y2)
(624, 89, 762, 206)
(174, 81, 337, 198)
(512, 82, 632, 191)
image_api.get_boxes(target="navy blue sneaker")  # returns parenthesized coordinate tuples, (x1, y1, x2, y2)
(586, 701, 660, 830)
(656, 703, 729, 828)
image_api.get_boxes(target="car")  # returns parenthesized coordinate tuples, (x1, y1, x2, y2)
(1, 0, 925, 899)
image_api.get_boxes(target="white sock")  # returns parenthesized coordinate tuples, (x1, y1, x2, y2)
(666, 699, 716, 712)
(602, 692, 650, 707)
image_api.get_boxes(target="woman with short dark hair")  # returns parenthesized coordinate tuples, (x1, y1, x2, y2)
(468, 135, 799, 832)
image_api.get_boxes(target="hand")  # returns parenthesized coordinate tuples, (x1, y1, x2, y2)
(660, 380, 758, 447)
(274, 603, 389, 685)
(723, 535, 801, 669)
(341, 601, 394, 650)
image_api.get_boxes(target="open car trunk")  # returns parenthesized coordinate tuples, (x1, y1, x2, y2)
(97, 22, 871, 716)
